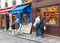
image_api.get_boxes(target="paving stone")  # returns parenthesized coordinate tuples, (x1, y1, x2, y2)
(0, 30, 60, 43)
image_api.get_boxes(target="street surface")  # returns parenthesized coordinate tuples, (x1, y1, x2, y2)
(0, 32, 42, 43)
(0, 30, 60, 43)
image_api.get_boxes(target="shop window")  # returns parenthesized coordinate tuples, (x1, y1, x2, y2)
(22, 14, 26, 24)
(1, 15, 6, 28)
(12, 14, 17, 22)
(2, 15, 5, 19)
(22, 14, 30, 24)
(27, 14, 30, 23)
(5, 2, 8, 7)
(37, 6, 59, 25)
(13, 0, 16, 5)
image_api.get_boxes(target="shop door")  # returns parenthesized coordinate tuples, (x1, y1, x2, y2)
(22, 14, 32, 33)
(1, 15, 6, 29)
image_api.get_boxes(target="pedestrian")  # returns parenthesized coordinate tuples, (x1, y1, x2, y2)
(34, 16, 41, 37)
(15, 18, 19, 30)
(40, 16, 46, 38)
(12, 19, 16, 35)
(6, 16, 9, 30)
(12, 18, 19, 35)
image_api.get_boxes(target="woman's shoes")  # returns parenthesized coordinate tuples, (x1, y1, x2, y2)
(41, 34, 45, 38)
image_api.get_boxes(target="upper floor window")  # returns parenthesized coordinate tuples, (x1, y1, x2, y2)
(5, 2, 8, 7)
(5, 0, 8, 7)
(13, 0, 16, 5)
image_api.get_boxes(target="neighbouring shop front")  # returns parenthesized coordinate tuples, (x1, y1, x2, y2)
(32, 0, 60, 37)
(0, 15, 6, 29)
(9, 3, 32, 33)
(0, 7, 16, 30)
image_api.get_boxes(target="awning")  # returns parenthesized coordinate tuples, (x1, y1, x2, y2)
(9, 3, 32, 23)
(9, 4, 30, 14)
(0, 6, 16, 14)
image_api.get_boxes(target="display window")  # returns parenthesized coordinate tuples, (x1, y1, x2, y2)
(22, 14, 30, 24)
(22, 14, 26, 24)
(1, 15, 6, 28)
(12, 14, 17, 23)
(37, 6, 59, 25)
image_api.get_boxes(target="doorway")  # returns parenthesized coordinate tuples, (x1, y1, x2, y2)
(1, 15, 6, 29)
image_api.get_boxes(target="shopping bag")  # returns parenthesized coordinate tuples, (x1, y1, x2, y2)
(33, 22, 36, 27)
(44, 26, 46, 30)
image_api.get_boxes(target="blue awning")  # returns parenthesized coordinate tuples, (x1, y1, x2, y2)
(9, 3, 32, 23)
(9, 4, 30, 14)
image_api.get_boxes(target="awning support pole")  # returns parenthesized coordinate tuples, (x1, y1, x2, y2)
(9, 14, 12, 30)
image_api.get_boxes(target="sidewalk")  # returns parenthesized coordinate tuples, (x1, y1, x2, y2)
(0, 29, 60, 43)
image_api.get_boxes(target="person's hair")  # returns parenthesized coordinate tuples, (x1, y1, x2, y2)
(37, 9, 41, 12)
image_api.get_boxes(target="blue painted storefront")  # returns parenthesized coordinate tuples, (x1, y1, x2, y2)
(9, 3, 32, 24)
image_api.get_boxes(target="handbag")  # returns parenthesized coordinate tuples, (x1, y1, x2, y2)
(44, 26, 46, 30)
(33, 22, 36, 27)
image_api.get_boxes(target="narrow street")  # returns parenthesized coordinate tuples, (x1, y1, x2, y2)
(0, 32, 42, 43)
(0, 30, 60, 43)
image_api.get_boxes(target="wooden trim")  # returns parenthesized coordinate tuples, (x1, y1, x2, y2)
(45, 34, 60, 40)
(58, 5, 60, 26)
(32, 0, 60, 8)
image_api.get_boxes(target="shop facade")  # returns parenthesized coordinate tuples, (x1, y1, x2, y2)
(0, 7, 16, 30)
(9, 3, 32, 33)
(0, 14, 6, 29)
(32, 0, 60, 37)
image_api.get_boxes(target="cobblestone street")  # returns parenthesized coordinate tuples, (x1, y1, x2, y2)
(0, 30, 60, 43)
(0, 32, 42, 43)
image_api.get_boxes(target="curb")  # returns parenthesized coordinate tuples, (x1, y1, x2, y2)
(0, 31, 42, 43)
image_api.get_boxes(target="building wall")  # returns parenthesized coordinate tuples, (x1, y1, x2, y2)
(16, 0, 22, 5)
(0, 0, 32, 9)
(32, 0, 60, 37)
(7, 0, 13, 7)
(0, 0, 5, 8)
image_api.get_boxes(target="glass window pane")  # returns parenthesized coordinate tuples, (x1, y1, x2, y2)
(22, 14, 26, 24)
(22, 14, 30, 24)
(13, 0, 16, 5)
(37, 6, 59, 25)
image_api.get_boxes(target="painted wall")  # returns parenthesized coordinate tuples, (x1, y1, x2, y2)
(7, 0, 13, 7)
(1, 0, 5, 8)
(16, 0, 22, 5)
